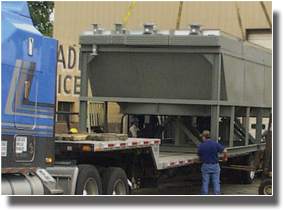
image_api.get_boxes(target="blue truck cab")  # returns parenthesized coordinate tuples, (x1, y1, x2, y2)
(1, 1, 57, 174)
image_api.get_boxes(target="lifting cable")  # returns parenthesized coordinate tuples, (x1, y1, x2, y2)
(176, 1, 184, 30)
(260, 1, 272, 32)
(234, 1, 245, 40)
(123, 1, 137, 27)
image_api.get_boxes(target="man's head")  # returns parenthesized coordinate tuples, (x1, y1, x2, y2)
(131, 117, 139, 126)
(201, 130, 211, 141)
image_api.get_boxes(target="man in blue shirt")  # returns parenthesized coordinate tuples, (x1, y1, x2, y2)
(197, 130, 228, 195)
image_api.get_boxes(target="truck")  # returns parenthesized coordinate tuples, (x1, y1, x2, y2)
(1, 1, 61, 195)
(1, 2, 272, 195)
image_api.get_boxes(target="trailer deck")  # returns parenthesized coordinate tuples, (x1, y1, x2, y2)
(55, 135, 265, 171)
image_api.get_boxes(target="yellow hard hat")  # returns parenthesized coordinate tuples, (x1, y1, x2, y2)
(70, 128, 78, 133)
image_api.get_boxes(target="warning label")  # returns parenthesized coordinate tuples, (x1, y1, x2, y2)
(15, 136, 27, 153)
(1, 141, 7, 157)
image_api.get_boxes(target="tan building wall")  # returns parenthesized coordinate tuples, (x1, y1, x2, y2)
(54, 1, 272, 41)
(53, 1, 272, 133)
(55, 40, 80, 132)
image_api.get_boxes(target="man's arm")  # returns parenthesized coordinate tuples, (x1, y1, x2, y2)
(223, 148, 228, 157)
(197, 146, 202, 161)
(217, 143, 228, 157)
(129, 126, 137, 138)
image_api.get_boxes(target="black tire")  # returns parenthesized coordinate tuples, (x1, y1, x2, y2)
(101, 167, 129, 195)
(242, 154, 256, 184)
(75, 164, 102, 195)
(97, 167, 107, 175)
(258, 179, 272, 195)
(230, 170, 242, 184)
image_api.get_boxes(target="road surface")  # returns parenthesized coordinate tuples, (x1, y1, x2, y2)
(133, 176, 261, 195)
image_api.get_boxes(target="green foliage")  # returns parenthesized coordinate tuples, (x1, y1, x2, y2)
(27, 1, 54, 37)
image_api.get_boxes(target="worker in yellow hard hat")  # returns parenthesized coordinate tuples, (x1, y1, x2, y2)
(70, 128, 78, 133)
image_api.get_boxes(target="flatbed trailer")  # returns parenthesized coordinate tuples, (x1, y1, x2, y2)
(55, 136, 264, 171)
(50, 133, 266, 195)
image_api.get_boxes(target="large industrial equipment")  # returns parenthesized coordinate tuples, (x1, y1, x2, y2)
(78, 23, 271, 150)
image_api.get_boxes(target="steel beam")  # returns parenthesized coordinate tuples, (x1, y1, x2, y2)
(78, 52, 89, 132)
(79, 96, 271, 109)
(245, 107, 250, 146)
(229, 106, 235, 148)
(98, 46, 220, 54)
(172, 118, 182, 146)
(103, 102, 108, 133)
(227, 144, 265, 154)
(256, 108, 263, 147)
(210, 54, 221, 141)
(178, 122, 201, 147)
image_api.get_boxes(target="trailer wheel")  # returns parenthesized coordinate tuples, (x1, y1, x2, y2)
(101, 167, 129, 195)
(230, 170, 242, 184)
(242, 155, 256, 184)
(258, 179, 272, 195)
(75, 165, 102, 195)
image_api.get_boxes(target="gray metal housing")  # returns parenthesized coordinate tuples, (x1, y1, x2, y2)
(78, 26, 272, 145)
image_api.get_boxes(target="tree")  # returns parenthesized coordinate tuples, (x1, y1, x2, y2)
(27, 1, 54, 37)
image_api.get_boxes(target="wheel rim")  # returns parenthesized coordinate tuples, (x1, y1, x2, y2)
(112, 179, 126, 195)
(263, 185, 272, 195)
(249, 159, 255, 180)
(83, 177, 99, 195)
(250, 170, 255, 180)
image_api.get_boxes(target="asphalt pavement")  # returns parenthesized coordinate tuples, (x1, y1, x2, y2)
(133, 176, 261, 195)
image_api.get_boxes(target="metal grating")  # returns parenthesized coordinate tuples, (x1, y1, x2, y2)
(111, 35, 125, 44)
(79, 35, 110, 45)
(124, 35, 169, 45)
(169, 36, 220, 46)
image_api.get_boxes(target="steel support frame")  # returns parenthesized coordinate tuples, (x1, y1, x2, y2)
(210, 53, 221, 142)
(227, 144, 265, 155)
(178, 121, 201, 147)
(256, 108, 263, 148)
(103, 102, 108, 132)
(229, 106, 235, 148)
(245, 107, 251, 146)
(172, 118, 182, 146)
(79, 96, 271, 109)
(78, 51, 90, 132)
(79, 48, 109, 133)
(78, 45, 269, 150)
